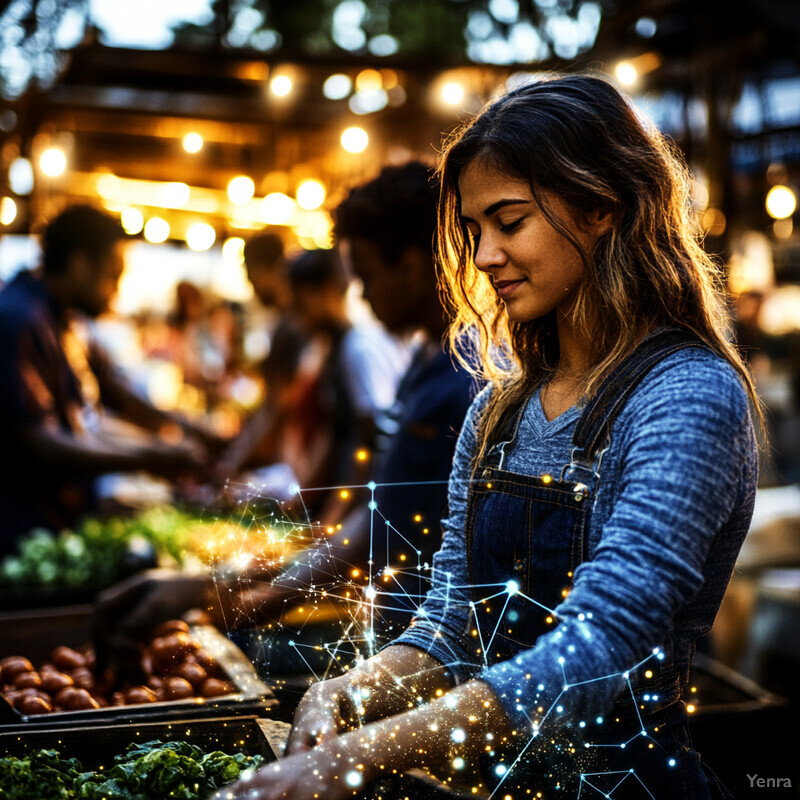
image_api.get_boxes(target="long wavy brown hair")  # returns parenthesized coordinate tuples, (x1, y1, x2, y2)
(436, 72, 763, 466)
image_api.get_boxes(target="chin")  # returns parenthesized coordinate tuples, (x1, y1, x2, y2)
(503, 303, 534, 324)
(504, 306, 549, 325)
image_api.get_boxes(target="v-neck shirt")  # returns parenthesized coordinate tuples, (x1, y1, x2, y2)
(502, 386, 582, 479)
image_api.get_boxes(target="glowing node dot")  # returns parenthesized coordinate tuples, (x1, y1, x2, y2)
(451, 728, 466, 743)
(668, 759, 677, 767)
(495, 765, 507, 776)
(506, 579, 519, 595)
(345, 771, 363, 787)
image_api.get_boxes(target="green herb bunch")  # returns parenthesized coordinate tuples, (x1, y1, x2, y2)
(0, 739, 264, 799)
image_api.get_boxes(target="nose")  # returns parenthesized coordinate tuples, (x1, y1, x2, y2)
(473, 232, 507, 273)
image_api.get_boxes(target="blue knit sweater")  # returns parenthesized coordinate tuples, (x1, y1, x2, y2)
(393, 346, 758, 733)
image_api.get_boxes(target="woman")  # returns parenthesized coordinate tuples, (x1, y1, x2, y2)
(220, 73, 760, 800)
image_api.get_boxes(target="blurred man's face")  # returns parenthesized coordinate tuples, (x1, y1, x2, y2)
(247, 261, 290, 310)
(292, 283, 344, 333)
(339, 237, 424, 333)
(73, 241, 125, 318)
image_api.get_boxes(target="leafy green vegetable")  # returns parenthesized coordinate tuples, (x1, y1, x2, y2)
(0, 739, 264, 800)
(0, 748, 82, 799)
(0, 507, 211, 591)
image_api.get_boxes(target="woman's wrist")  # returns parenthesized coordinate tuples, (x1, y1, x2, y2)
(330, 723, 411, 787)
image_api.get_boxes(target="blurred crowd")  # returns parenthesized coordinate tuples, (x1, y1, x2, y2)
(0, 160, 479, 571)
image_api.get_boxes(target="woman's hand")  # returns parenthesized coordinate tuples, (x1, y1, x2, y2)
(286, 675, 358, 754)
(212, 741, 368, 800)
(217, 677, 512, 800)
(286, 645, 455, 754)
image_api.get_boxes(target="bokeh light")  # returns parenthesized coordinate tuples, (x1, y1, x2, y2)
(341, 126, 369, 153)
(143, 216, 170, 243)
(296, 179, 326, 210)
(270, 74, 293, 97)
(182, 132, 204, 153)
(766, 185, 797, 219)
(228, 175, 256, 205)
(186, 222, 216, 251)
(39, 147, 67, 177)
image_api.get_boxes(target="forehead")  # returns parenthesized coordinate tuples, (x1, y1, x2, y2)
(457, 159, 532, 214)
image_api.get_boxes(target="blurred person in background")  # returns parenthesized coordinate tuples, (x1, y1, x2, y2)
(213, 231, 308, 485)
(276, 246, 407, 516)
(167, 280, 209, 389)
(0, 204, 217, 556)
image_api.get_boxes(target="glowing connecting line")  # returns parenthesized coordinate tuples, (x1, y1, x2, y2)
(211, 478, 447, 680)
(209, 478, 669, 799)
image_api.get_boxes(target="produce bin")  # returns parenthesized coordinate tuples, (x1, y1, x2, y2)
(0, 713, 278, 763)
(0, 604, 278, 728)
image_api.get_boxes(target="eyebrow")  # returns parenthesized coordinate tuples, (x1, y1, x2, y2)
(461, 198, 530, 221)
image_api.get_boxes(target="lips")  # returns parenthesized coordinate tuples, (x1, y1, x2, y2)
(493, 278, 525, 299)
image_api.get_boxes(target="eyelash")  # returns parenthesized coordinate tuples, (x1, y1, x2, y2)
(465, 218, 523, 246)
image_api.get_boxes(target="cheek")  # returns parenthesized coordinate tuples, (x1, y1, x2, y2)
(102, 279, 117, 300)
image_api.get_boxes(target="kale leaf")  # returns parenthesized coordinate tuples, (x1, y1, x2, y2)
(0, 740, 264, 800)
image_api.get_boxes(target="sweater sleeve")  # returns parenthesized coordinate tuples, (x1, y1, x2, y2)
(476, 354, 757, 733)
(389, 385, 493, 683)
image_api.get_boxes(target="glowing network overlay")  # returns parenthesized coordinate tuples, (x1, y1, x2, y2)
(207, 475, 682, 799)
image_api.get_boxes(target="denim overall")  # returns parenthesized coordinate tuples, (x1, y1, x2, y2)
(466, 329, 733, 799)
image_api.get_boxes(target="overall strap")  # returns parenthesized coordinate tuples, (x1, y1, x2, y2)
(571, 328, 705, 465)
(482, 396, 530, 471)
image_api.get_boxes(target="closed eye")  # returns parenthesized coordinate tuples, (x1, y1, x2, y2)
(499, 218, 523, 233)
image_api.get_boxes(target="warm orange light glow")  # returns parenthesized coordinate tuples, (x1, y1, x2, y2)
(0, 197, 17, 225)
(341, 127, 368, 153)
(270, 74, 293, 97)
(40, 147, 67, 177)
(183, 132, 204, 153)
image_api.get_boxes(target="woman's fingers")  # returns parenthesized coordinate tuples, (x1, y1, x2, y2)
(285, 679, 354, 754)
(286, 700, 341, 753)
(214, 746, 356, 800)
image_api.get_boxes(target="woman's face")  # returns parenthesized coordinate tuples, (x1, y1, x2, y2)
(458, 158, 606, 325)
